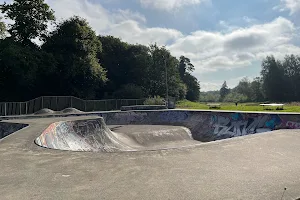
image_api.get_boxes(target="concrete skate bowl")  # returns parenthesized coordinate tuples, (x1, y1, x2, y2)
(35, 118, 198, 152)
(34, 110, 300, 152)
(0, 122, 28, 140)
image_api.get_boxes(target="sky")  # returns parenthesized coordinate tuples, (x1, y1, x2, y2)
(1, 0, 300, 91)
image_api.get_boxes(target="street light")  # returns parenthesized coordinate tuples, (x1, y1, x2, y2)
(163, 55, 169, 108)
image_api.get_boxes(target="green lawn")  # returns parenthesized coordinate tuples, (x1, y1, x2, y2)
(176, 100, 300, 113)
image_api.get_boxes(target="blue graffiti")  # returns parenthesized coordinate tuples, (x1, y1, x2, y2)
(231, 113, 243, 121)
(265, 115, 282, 129)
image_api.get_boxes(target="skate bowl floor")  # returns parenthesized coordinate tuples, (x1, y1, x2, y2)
(2, 112, 300, 199)
(33, 110, 300, 152)
(35, 118, 201, 152)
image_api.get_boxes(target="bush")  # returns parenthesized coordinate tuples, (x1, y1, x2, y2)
(223, 92, 247, 103)
(144, 96, 165, 105)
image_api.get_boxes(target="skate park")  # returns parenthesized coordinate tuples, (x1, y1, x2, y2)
(2, 106, 300, 199)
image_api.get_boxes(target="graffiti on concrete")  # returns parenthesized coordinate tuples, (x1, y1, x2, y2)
(159, 111, 189, 122)
(286, 121, 300, 129)
(211, 113, 282, 137)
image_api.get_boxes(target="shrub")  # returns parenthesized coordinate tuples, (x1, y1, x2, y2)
(144, 96, 165, 105)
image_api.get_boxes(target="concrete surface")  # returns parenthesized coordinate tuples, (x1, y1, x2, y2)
(31, 110, 300, 152)
(1, 115, 300, 199)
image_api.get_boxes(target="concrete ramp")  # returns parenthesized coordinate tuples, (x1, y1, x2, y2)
(35, 118, 137, 152)
(35, 118, 197, 152)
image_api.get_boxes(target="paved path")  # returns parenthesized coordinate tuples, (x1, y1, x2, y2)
(1, 116, 300, 200)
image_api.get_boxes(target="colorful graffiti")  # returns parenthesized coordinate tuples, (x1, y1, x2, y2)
(210, 113, 283, 137)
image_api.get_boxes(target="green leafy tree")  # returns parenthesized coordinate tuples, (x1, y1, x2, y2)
(200, 91, 220, 102)
(220, 81, 230, 101)
(43, 16, 107, 99)
(281, 54, 300, 101)
(261, 55, 286, 102)
(146, 44, 185, 100)
(0, 0, 55, 44)
(0, 17, 6, 39)
(0, 38, 56, 101)
(179, 56, 195, 79)
(113, 84, 144, 99)
(183, 73, 200, 101)
(223, 92, 247, 103)
(234, 77, 252, 100)
(250, 77, 264, 102)
(178, 56, 200, 101)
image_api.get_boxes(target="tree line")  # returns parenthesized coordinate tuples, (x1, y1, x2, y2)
(0, 0, 200, 102)
(200, 55, 300, 103)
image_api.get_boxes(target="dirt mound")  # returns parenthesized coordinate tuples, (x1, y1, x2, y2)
(34, 108, 55, 115)
(61, 108, 83, 114)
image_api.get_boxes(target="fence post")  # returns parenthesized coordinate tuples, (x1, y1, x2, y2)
(26, 102, 28, 115)
(105, 100, 107, 111)
(4, 103, 6, 116)
(70, 97, 73, 108)
(85, 101, 87, 112)
(93, 101, 95, 111)
(56, 97, 58, 111)
(116, 100, 118, 110)
(19, 103, 21, 115)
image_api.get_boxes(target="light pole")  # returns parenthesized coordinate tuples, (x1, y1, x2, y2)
(163, 55, 169, 108)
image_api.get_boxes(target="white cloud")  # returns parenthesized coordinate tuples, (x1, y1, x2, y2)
(168, 17, 300, 74)
(45, 0, 182, 46)
(274, 0, 300, 15)
(139, 0, 209, 11)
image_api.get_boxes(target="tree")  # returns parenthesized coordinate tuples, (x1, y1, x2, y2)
(220, 81, 230, 101)
(281, 54, 300, 101)
(234, 77, 252, 100)
(223, 92, 247, 103)
(184, 73, 200, 101)
(0, 38, 56, 101)
(261, 55, 286, 102)
(178, 56, 200, 101)
(0, 17, 6, 39)
(0, 0, 55, 44)
(250, 77, 264, 102)
(43, 16, 107, 99)
(146, 44, 186, 100)
(200, 91, 220, 102)
(179, 56, 195, 80)
(113, 84, 144, 99)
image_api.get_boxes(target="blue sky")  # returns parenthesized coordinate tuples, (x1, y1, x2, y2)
(3, 0, 300, 91)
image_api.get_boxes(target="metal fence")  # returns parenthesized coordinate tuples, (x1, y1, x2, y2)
(0, 96, 146, 116)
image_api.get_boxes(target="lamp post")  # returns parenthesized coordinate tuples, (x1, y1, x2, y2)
(163, 55, 169, 108)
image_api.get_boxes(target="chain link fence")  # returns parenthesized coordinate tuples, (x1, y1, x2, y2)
(0, 96, 146, 116)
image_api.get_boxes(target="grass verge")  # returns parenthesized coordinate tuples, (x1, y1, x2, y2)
(176, 100, 300, 113)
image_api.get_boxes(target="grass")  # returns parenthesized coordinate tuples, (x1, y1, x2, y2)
(176, 100, 300, 113)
